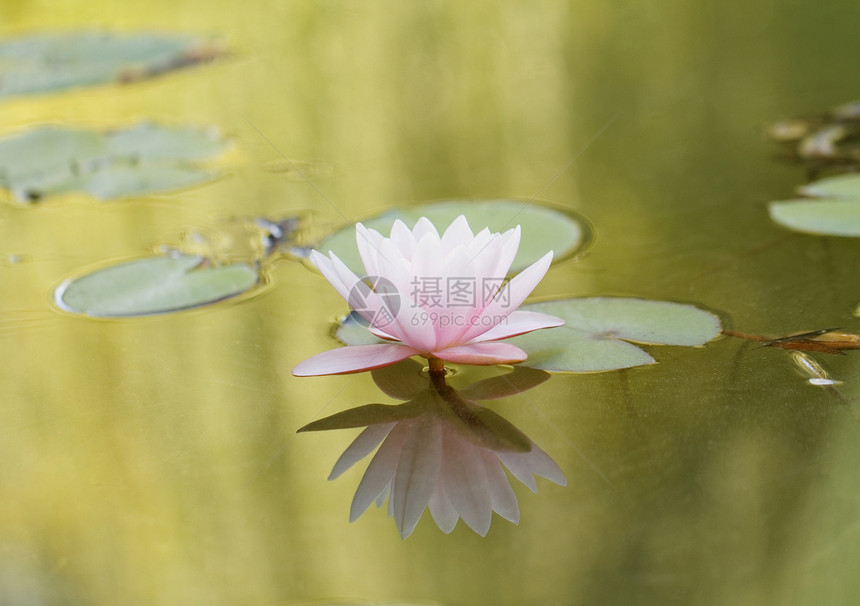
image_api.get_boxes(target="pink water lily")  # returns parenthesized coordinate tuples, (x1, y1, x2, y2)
(293, 215, 563, 376)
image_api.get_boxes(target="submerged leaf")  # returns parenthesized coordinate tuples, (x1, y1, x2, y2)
(316, 199, 590, 274)
(54, 254, 258, 317)
(0, 123, 227, 202)
(509, 297, 722, 373)
(0, 31, 223, 100)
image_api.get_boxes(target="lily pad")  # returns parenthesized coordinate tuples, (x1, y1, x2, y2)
(0, 32, 223, 100)
(316, 199, 590, 274)
(798, 174, 860, 199)
(334, 298, 722, 373)
(769, 174, 860, 237)
(54, 254, 259, 317)
(0, 122, 227, 202)
(769, 200, 860, 237)
(334, 311, 387, 346)
(508, 298, 722, 372)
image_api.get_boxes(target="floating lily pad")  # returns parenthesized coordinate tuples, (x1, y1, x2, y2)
(316, 200, 590, 274)
(798, 174, 860, 199)
(508, 298, 722, 372)
(334, 298, 722, 373)
(334, 311, 387, 346)
(769, 174, 860, 237)
(54, 254, 259, 317)
(0, 122, 227, 202)
(769, 200, 860, 238)
(0, 32, 223, 100)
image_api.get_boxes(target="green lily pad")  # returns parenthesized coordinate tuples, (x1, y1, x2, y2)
(54, 254, 259, 317)
(798, 174, 860, 199)
(0, 123, 227, 202)
(334, 298, 722, 373)
(769, 174, 860, 237)
(509, 298, 722, 372)
(316, 199, 590, 274)
(769, 200, 860, 237)
(334, 311, 387, 346)
(0, 32, 223, 100)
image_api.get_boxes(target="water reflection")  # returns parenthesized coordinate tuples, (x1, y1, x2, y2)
(299, 360, 566, 538)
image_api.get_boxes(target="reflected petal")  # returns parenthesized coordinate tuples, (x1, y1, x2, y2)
(428, 478, 459, 534)
(441, 426, 493, 536)
(392, 416, 443, 538)
(329, 423, 395, 480)
(350, 420, 417, 521)
(498, 443, 567, 492)
(481, 450, 520, 524)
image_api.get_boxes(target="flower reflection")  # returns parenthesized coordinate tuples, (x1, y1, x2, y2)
(299, 360, 566, 538)
(293, 216, 563, 376)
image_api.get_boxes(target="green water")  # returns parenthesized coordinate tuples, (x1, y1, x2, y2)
(2, 1, 860, 605)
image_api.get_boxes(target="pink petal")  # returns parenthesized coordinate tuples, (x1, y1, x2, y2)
(292, 344, 420, 376)
(433, 342, 528, 365)
(468, 310, 564, 343)
(459, 250, 554, 343)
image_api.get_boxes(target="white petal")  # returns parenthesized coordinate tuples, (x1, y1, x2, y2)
(310, 249, 356, 302)
(355, 223, 384, 277)
(411, 217, 440, 241)
(439, 215, 474, 253)
(487, 226, 521, 279)
(389, 219, 418, 258)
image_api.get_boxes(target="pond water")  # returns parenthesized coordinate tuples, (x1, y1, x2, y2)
(2, 2, 860, 605)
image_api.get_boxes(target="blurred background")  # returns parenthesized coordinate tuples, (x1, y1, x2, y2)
(1, 1, 859, 604)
